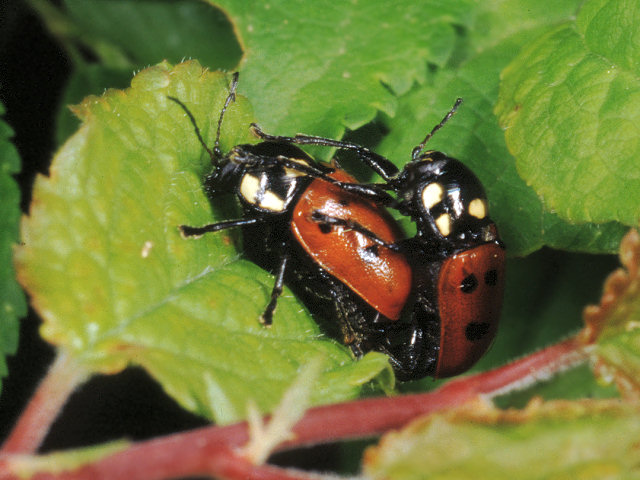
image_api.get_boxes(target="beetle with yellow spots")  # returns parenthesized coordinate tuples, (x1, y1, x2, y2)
(172, 73, 505, 380)
(169, 74, 414, 367)
(252, 98, 507, 379)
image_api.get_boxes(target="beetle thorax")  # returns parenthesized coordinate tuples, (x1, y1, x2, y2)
(399, 153, 492, 245)
(237, 157, 314, 214)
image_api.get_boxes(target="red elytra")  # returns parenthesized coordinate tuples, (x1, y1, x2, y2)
(435, 242, 506, 378)
(291, 170, 412, 321)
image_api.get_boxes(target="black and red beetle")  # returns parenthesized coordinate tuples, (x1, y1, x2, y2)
(250, 99, 506, 380)
(169, 74, 412, 359)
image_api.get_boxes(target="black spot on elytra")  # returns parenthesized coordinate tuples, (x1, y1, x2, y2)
(485, 269, 498, 286)
(465, 322, 490, 341)
(318, 223, 332, 234)
(339, 199, 349, 206)
(460, 274, 478, 293)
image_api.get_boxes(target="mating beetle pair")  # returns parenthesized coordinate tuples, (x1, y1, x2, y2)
(169, 73, 505, 381)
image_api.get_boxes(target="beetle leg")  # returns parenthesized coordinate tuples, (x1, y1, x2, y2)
(250, 123, 399, 181)
(272, 156, 397, 207)
(331, 181, 399, 208)
(179, 217, 258, 237)
(324, 282, 365, 357)
(311, 211, 402, 252)
(260, 246, 289, 326)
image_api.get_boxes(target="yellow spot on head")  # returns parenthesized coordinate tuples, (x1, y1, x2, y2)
(436, 214, 451, 237)
(283, 167, 305, 178)
(283, 157, 311, 178)
(418, 151, 436, 162)
(469, 198, 487, 219)
(260, 190, 286, 212)
(421, 183, 444, 209)
(240, 174, 261, 204)
(283, 156, 310, 167)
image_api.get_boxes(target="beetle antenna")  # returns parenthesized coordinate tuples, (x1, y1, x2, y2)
(411, 98, 462, 161)
(167, 95, 216, 160)
(214, 72, 239, 160)
(167, 72, 240, 166)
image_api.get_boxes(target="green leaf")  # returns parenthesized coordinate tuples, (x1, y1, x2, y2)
(0, 102, 26, 394)
(583, 229, 640, 397)
(40, 0, 627, 255)
(480, 251, 617, 374)
(55, 66, 134, 146)
(15, 61, 391, 424)
(61, 0, 241, 70)
(376, 0, 625, 255)
(496, 364, 619, 410)
(212, 0, 475, 143)
(364, 399, 640, 479)
(496, 0, 640, 226)
(38, 0, 243, 146)
(467, 0, 583, 52)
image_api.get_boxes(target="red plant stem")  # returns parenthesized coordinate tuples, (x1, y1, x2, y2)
(436, 335, 587, 399)
(1, 351, 88, 454)
(285, 335, 586, 449)
(0, 335, 587, 480)
(16, 444, 323, 480)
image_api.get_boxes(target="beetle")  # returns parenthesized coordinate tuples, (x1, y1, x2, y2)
(169, 73, 412, 358)
(250, 100, 506, 379)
